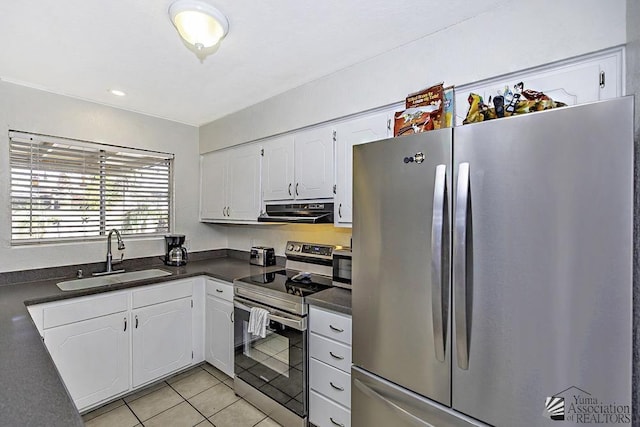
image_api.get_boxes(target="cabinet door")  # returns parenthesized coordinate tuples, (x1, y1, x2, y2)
(262, 136, 295, 202)
(205, 295, 234, 377)
(227, 143, 262, 220)
(294, 126, 334, 200)
(334, 112, 390, 225)
(454, 49, 622, 125)
(44, 312, 130, 411)
(200, 150, 228, 220)
(132, 298, 192, 387)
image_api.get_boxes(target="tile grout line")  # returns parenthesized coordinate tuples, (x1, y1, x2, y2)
(81, 400, 125, 424)
(123, 396, 145, 427)
(131, 380, 188, 425)
(165, 379, 212, 424)
(167, 379, 243, 424)
(85, 365, 265, 426)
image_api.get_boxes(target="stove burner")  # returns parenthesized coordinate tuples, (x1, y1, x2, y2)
(239, 269, 332, 299)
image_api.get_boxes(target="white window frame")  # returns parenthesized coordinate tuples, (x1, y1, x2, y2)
(9, 131, 175, 245)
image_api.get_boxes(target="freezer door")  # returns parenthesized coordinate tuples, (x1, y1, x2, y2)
(352, 129, 452, 405)
(452, 98, 633, 426)
(352, 366, 487, 427)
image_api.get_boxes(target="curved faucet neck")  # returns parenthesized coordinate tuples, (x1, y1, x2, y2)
(107, 229, 121, 254)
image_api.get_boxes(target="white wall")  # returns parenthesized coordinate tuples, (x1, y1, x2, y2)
(0, 81, 226, 273)
(200, 0, 627, 152)
(200, 0, 627, 251)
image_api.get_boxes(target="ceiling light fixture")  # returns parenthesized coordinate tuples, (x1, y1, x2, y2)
(169, 0, 229, 60)
(109, 89, 126, 97)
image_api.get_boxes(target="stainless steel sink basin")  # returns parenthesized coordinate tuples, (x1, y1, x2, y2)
(57, 269, 172, 291)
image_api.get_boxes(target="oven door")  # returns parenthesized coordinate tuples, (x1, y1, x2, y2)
(234, 297, 308, 417)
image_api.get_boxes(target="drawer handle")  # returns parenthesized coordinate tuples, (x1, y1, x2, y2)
(329, 324, 344, 333)
(330, 381, 344, 391)
(329, 351, 344, 360)
(216, 289, 224, 293)
(330, 417, 345, 427)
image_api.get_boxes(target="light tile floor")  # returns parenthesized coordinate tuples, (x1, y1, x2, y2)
(83, 364, 283, 427)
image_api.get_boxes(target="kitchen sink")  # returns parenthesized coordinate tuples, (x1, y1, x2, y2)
(56, 269, 172, 291)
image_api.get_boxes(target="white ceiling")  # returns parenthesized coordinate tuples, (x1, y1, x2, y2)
(0, 1, 503, 126)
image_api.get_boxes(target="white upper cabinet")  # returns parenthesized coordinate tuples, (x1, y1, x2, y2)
(262, 136, 295, 201)
(294, 127, 335, 199)
(262, 126, 334, 202)
(227, 144, 262, 220)
(454, 48, 623, 125)
(200, 143, 262, 222)
(334, 110, 393, 226)
(200, 150, 227, 221)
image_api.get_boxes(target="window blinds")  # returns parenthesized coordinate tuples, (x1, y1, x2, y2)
(9, 131, 173, 243)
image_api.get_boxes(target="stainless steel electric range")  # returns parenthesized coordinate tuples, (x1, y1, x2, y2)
(233, 241, 335, 427)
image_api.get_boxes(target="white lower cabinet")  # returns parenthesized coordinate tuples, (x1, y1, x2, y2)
(310, 391, 351, 427)
(132, 297, 193, 387)
(32, 278, 200, 412)
(44, 311, 130, 411)
(309, 306, 352, 427)
(205, 278, 234, 377)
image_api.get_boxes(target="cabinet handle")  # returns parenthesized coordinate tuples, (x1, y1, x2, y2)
(226, 207, 230, 217)
(338, 203, 342, 218)
(288, 183, 292, 196)
(216, 289, 224, 293)
(295, 183, 299, 196)
(135, 315, 139, 329)
(222, 207, 226, 217)
(230, 311, 234, 323)
(329, 351, 344, 360)
(330, 381, 344, 391)
(330, 417, 345, 427)
(329, 324, 344, 333)
(124, 317, 127, 331)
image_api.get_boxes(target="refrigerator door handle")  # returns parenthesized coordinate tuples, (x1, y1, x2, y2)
(454, 162, 470, 370)
(353, 378, 432, 427)
(431, 164, 447, 362)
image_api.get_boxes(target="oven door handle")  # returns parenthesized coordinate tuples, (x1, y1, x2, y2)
(234, 298, 307, 331)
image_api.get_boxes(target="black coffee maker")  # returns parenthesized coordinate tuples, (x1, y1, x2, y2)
(164, 234, 188, 266)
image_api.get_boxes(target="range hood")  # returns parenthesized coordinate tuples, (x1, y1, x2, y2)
(258, 202, 334, 224)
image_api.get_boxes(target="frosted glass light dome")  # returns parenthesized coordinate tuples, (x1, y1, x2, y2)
(169, 0, 229, 51)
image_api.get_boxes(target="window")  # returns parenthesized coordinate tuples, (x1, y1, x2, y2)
(9, 131, 174, 244)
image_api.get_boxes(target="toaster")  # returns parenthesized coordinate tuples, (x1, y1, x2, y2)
(250, 246, 276, 266)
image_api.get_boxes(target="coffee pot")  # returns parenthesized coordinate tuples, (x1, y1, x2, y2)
(164, 234, 188, 266)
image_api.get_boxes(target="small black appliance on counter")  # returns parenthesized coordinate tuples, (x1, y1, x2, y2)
(164, 234, 188, 266)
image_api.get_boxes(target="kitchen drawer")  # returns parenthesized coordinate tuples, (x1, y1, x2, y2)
(132, 278, 193, 309)
(309, 306, 352, 345)
(205, 278, 233, 302)
(43, 291, 128, 329)
(310, 333, 352, 373)
(310, 358, 351, 408)
(310, 390, 350, 427)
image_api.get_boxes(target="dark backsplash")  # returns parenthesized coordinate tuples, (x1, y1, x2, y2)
(0, 249, 227, 287)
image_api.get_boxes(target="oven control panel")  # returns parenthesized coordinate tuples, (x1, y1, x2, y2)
(285, 241, 334, 260)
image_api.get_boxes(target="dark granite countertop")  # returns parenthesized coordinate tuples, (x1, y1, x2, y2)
(306, 286, 352, 315)
(0, 251, 282, 427)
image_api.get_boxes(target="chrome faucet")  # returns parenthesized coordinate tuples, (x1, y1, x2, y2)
(93, 229, 126, 276)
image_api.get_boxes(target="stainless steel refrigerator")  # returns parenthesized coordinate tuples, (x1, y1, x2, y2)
(351, 97, 633, 427)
